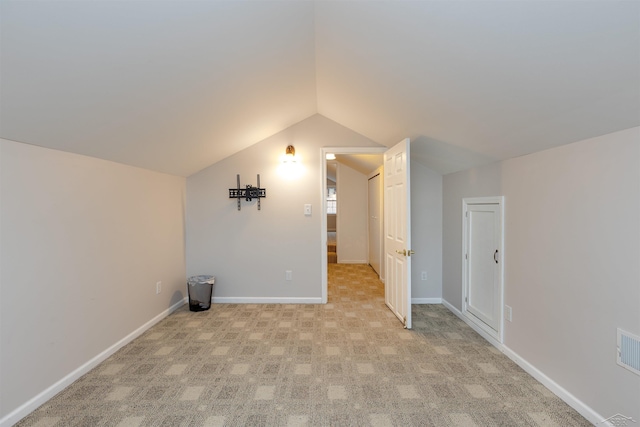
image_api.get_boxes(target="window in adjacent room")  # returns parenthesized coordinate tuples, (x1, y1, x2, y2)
(327, 186, 337, 214)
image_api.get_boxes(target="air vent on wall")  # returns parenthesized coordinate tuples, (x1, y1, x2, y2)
(617, 328, 640, 376)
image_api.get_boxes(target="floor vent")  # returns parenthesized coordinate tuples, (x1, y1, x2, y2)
(617, 328, 640, 376)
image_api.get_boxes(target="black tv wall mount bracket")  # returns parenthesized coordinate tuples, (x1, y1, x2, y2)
(228, 174, 266, 211)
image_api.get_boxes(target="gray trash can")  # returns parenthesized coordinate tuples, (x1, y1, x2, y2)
(188, 275, 215, 312)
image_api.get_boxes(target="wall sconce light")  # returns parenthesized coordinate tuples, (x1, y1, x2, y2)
(284, 145, 297, 163)
(278, 144, 303, 179)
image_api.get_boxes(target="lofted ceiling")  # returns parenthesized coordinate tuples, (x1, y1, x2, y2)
(1, 1, 638, 177)
(326, 154, 383, 183)
(334, 154, 383, 177)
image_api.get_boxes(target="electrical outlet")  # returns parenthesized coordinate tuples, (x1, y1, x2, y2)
(505, 305, 512, 322)
(285, 270, 292, 281)
(156, 281, 162, 294)
(421, 271, 427, 281)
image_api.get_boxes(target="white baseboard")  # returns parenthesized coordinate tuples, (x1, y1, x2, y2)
(441, 298, 608, 426)
(500, 346, 610, 426)
(212, 297, 323, 304)
(441, 299, 502, 348)
(336, 260, 368, 264)
(0, 298, 187, 427)
(3, 296, 609, 427)
(412, 298, 442, 304)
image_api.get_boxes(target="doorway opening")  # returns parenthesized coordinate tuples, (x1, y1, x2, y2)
(326, 161, 337, 264)
(320, 147, 386, 304)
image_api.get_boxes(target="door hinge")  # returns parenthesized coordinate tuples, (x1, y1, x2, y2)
(465, 253, 468, 260)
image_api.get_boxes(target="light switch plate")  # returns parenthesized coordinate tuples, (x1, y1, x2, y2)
(304, 204, 312, 216)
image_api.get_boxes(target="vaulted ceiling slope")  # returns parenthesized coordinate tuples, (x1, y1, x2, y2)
(1, 1, 638, 176)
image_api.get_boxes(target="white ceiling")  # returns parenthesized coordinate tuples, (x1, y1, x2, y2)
(334, 154, 383, 177)
(1, 1, 638, 176)
(326, 155, 383, 184)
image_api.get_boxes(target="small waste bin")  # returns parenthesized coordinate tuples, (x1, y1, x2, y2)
(187, 275, 215, 312)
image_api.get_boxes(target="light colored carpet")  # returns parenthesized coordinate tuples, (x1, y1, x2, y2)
(15, 264, 589, 426)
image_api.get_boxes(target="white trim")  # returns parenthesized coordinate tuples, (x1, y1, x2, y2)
(212, 297, 322, 304)
(412, 298, 442, 304)
(462, 196, 504, 205)
(441, 299, 608, 426)
(0, 298, 187, 427)
(461, 196, 505, 343)
(501, 347, 611, 426)
(442, 299, 503, 349)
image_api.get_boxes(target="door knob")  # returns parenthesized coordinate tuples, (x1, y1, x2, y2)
(395, 249, 415, 256)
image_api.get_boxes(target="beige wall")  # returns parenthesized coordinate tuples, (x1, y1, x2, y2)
(186, 115, 443, 301)
(442, 127, 640, 422)
(186, 114, 382, 301)
(336, 162, 368, 263)
(410, 161, 442, 300)
(0, 139, 186, 423)
(12, 111, 630, 423)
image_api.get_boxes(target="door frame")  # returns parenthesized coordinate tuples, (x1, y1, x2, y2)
(320, 146, 387, 304)
(462, 196, 505, 343)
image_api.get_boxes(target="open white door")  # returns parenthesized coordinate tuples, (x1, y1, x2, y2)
(384, 138, 412, 329)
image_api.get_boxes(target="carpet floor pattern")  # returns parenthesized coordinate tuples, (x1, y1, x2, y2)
(16, 264, 589, 426)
